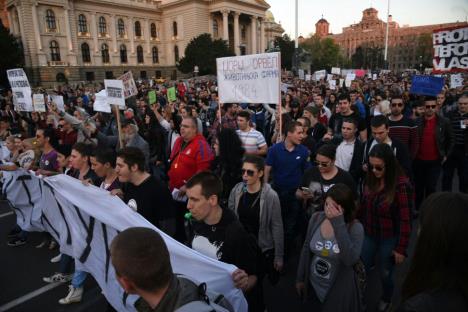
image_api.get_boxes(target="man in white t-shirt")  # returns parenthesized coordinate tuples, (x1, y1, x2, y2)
(236, 110, 267, 156)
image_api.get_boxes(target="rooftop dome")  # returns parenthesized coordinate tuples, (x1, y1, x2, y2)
(265, 10, 275, 22)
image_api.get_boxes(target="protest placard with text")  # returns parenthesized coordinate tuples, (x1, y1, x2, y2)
(32, 94, 46, 112)
(93, 90, 111, 113)
(117, 71, 138, 98)
(104, 80, 125, 107)
(7, 68, 33, 112)
(433, 25, 468, 73)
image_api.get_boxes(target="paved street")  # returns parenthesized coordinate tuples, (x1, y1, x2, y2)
(0, 199, 417, 312)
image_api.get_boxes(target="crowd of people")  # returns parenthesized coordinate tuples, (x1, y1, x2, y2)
(1, 71, 467, 312)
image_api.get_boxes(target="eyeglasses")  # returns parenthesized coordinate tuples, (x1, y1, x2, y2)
(369, 164, 385, 172)
(315, 160, 332, 168)
(391, 103, 403, 107)
(241, 169, 255, 177)
(425, 105, 437, 109)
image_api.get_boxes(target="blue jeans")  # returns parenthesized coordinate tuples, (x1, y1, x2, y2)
(273, 186, 300, 256)
(360, 235, 397, 303)
(72, 270, 88, 288)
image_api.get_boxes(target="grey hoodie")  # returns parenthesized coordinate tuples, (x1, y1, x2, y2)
(228, 182, 284, 262)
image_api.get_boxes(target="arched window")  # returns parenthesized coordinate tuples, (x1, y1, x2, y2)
(174, 45, 179, 63)
(117, 18, 125, 37)
(120, 44, 127, 63)
(213, 19, 218, 37)
(78, 14, 87, 33)
(150, 23, 157, 38)
(101, 43, 110, 64)
(46, 9, 56, 31)
(50, 40, 60, 61)
(98, 16, 107, 35)
(81, 43, 91, 63)
(134, 21, 142, 37)
(173, 21, 178, 37)
(56, 73, 67, 83)
(152, 46, 159, 63)
(137, 45, 144, 63)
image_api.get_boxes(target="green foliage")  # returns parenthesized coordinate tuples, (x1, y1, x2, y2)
(273, 34, 295, 70)
(300, 36, 348, 71)
(351, 43, 384, 69)
(416, 33, 433, 69)
(177, 33, 234, 75)
(0, 20, 24, 87)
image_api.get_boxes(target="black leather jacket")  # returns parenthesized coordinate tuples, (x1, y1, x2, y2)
(417, 114, 454, 160)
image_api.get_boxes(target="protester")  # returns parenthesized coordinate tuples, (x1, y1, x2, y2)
(388, 95, 419, 159)
(328, 93, 367, 142)
(236, 110, 268, 156)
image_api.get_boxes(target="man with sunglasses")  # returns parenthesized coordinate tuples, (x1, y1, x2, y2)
(388, 95, 419, 159)
(414, 96, 454, 209)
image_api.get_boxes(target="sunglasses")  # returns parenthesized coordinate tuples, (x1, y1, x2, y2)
(315, 160, 331, 168)
(425, 105, 437, 109)
(241, 169, 255, 177)
(369, 164, 385, 172)
(391, 103, 403, 107)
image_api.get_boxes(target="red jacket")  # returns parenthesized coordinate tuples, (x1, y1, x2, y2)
(168, 134, 214, 190)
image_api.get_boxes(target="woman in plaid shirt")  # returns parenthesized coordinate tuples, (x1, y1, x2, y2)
(358, 143, 413, 312)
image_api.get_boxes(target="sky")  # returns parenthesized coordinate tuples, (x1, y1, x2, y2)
(267, 0, 468, 37)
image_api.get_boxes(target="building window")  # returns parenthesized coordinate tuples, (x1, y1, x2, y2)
(135, 21, 142, 37)
(86, 72, 95, 81)
(151, 23, 157, 38)
(105, 71, 114, 79)
(98, 16, 107, 35)
(137, 45, 144, 63)
(118, 18, 125, 37)
(56, 73, 66, 82)
(213, 19, 218, 37)
(120, 44, 127, 63)
(140, 71, 147, 79)
(81, 43, 91, 63)
(78, 14, 87, 33)
(50, 40, 60, 61)
(46, 9, 57, 31)
(101, 43, 110, 64)
(174, 45, 179, 63)
(152, 46, 159, 63)
(173, 21, 178, 37)
(155, 70, 162, 78)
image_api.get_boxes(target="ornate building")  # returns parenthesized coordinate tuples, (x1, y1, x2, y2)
(5, 0, 283, 86)
(318, 8, 467, 71)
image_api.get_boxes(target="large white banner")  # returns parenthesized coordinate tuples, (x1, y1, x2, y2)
(118, 71, 138, 99)
(3, 171, 247, 312)
(217, 52, 281, 104)
(7, 68, 33, 112)
(104, 80, 125, 108)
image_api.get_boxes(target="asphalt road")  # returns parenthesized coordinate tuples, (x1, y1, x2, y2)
(0, 199, 417, 312)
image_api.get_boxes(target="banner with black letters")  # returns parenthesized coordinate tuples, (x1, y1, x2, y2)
(433, 25, 468, 73)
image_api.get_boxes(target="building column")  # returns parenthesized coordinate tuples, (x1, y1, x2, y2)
(145, 19, 151, 54)
(31, 3, 42, 51)
(222, 10, 229, 41)
(129, 17, 135, 54)
(91, 13, 98, 52)
(233, 12, 240, 55)
(260, 18, 265, 53)
(63, 7, 73, 51)
(250, 15, 257, 54)
(110, 15, 117, 53)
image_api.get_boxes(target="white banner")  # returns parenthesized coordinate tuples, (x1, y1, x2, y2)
(93, 90, 111, 113)
(331, 67, 341, 75)
(217, 52, 281, 104)
(51, 95, 65, 112)
(7, 68, 33, 112)
(3, 171, 247, 312)
(32, 94, 46, 112)
(450, 73, 464, 88)
(104, 80, 125, 107)
(118, 71, 138, 99)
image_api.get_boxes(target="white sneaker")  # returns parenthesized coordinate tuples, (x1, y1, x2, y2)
(58, 285, 83, 304)
(43, 273, 73, 283)
(50, 253, 62, 263)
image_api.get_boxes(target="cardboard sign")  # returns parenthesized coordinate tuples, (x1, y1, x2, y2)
(410, 75, 445, 96)
(104, 80, 125, 107)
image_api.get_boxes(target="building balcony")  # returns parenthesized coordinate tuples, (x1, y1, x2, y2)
(48, 61, 68, 66)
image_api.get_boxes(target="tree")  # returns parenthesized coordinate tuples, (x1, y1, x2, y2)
(177, 33, 234, 76)
(274, 34, 295, 70)
(300, 36, 348, 72)
(416, 33, 433, 70)
(0, 19, 24, 87)
(351, 43, 384, 69)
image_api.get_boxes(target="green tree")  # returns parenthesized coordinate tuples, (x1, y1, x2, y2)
(300, 36, 348, 71)
(177, 33, 234, 75)
(274, 34, 295, 70)
(416, 33, 433, 69)
(0, 19, 24, 87)
(351, 43, 384, 69)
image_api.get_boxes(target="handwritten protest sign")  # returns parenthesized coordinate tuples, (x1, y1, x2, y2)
(217, 52, 281, 104)
(117, 71, 138, 98)
(104, 80, 125, 107)
(7, 68, 33, 112)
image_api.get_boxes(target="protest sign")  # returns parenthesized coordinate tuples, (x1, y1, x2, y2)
(281, 83, 291, 93)
(3, 171, 247, 312)
(372, 73, 377, 80)
(432, 25, 468, 73)
(148, 90, 157, 104)
(327, 74, 333, 81)
(331, 67, 341, 75)
(346, 73, 356, 81)
(51, 95, 65, 112)
(117, 71, 138, 98)
(104, 80, 125, 107)
(329, 80, 336, 90)
(450, 73, 464, 88)
(410, 75, 444, 96)
(339, 78, 345, 87)
(167, 87, 177, 102)
(32, 94, 46, 112)
(355, 69, 366, 77)
(216, 52, 281, 104)
(93, 90, 111, 113)
(345, 79, 352, 87)
(7, 68, 33, 112)
(298, 69, 305, 80)
(305, 74, 311, 81)
(314, 70, 326, 81)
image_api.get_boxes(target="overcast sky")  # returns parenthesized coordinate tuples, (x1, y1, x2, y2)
(267, 0, 467, 37)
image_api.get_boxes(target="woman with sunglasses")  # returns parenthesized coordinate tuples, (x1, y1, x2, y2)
(297, 144, 356, 215)
(358, 143, 412, 312)
(296, 183, 364, 312)
(228, 154, 284, 282)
